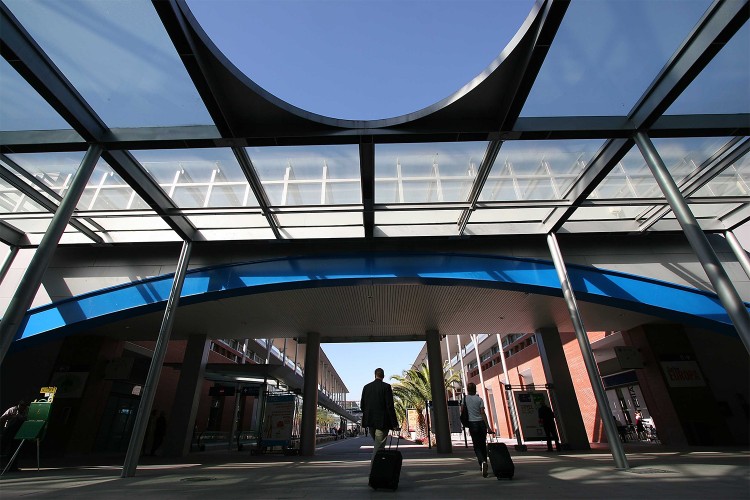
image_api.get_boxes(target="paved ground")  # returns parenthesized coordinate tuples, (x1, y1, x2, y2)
(1, 436, 748, 499)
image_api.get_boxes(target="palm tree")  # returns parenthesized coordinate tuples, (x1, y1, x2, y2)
(390, 362, 460, 441)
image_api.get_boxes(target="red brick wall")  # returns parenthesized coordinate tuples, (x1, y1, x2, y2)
(467, 331, 613, 444)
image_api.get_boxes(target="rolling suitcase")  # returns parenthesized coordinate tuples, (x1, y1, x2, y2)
(487, 437, 514, 480)
(369, 432, 402, 490)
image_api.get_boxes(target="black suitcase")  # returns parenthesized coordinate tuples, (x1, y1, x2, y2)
(369, 433, 402, 490)
(487, 440, 514, 480)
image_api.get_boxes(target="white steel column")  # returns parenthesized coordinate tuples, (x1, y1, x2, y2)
(470, 334, 490, 431)
(444, 335, 456, 399)
(455, 335, 467, 393)
(496, 334, 523, 449)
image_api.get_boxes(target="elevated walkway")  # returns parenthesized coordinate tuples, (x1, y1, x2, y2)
(1, 436, 747, 499)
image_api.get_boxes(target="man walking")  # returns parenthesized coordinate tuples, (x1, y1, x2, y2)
(360, 368, 399, 460)
(538, 401, 561, 452)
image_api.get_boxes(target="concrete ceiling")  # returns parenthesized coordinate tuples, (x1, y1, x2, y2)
(82, 283, 665, 350)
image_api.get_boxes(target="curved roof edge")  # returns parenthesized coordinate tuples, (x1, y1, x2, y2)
(16, 252, 742, 343)
(164, 0, 553, 136)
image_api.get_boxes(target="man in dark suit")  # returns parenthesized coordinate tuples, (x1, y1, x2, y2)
(360, 368, 399, 460)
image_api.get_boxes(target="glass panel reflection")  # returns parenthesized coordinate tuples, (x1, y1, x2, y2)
(590, 137, 734, 200)
(4, 0, 212, 128)
(693, 150, 749, 197)
(480, 140, 603, 201)
(667, 23, 750, 115)
(521, 0, 711, 116)
(132, 148, 259, 209)
(375, 142, 485, 203)
(0, 58, 71, 132)
(0, 178, 46, 213)
(6, 152, 148, 211)
(247, 145, 360, 206)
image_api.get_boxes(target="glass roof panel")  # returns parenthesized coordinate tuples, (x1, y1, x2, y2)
(188, 213, 268, 230)
(375, 142, 486, 203)
(686, 203, 742, 219)
(693, 152, 750, 197)
(568, 204, 661, 223)
(588, 137, 734, 200)
(132, 148, 258, 209)
(0, 58, 71, 132)
(479, 140, 603, 201)
(468, 207, 552, 223)
(667, 23, 750, 115)
(281, 225, 364, 239)
(81, 214, 170, 232)
(375, 209, 463, 225)
(0, 178, 46, 213)
(4, 0, 212, 128)
(521, 0, 712, 117)
(248, 145, 360, 206)
(6, 152, 150, 211)
(276, 211, 362, 227)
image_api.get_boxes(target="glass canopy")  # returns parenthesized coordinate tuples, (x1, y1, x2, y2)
(0, 0, 747, 246)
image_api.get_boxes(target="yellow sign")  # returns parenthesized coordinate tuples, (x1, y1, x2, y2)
(40, 386, 57, 402)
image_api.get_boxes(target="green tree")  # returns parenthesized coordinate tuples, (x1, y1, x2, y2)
(390, 362, 460, 441)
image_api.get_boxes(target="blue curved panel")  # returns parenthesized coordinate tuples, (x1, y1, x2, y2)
(16, 253, 743, 342)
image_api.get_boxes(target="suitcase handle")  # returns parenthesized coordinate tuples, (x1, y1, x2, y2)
(388, 430, 400, 449)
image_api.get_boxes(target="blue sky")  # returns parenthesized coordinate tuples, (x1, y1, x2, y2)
(322, 342, 424, 402)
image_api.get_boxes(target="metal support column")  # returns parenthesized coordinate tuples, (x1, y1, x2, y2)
(426, 330, 451, 453)
(496, 334, 523, 449)
(0, 246, 18, 285)
(635, 131, 750, 353)
(300, 332, 320, 456)
(122, 240, 193, 477)
(0, 144, 102, 364)
(445, 335, 456, 399)
(470, 334, 493, 432)
(725, 230, 750, 279)
(455, 335, 467, 393)
(547, 232, 629, 470)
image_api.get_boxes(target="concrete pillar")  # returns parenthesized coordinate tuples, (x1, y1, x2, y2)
(300, 332, 320, 456)
(426, 330, 451, 453)
(162, 334, 210, 457)
(535, 327, 591, 451)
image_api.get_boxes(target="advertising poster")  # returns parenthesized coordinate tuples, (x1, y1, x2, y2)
(407, 408, 420, 433)
(262, 394, 296, 446)
(513, 390, 551, 441)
